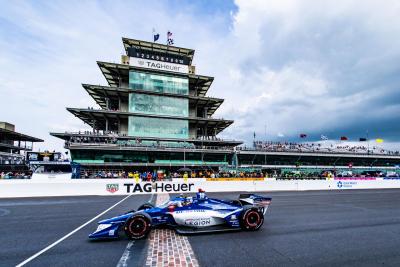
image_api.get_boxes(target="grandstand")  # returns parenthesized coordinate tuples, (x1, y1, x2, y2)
(0, 122, 43, 178)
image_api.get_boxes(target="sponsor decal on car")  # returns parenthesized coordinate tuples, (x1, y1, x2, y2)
(124, 183, 195, 193)
(175, 210, 206, 213)
(184, 218, 211, 226)
(106, 184, 119, 193)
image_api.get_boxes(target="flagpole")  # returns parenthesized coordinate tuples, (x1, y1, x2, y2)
(264, 123, 267, 142)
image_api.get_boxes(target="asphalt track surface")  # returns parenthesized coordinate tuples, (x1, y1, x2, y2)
(1, 189, 400, 267)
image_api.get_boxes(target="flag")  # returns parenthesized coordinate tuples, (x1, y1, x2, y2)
(300, 133, 307, 138)
(167, 31, 174, 45)
(153, 28, 160, 42)
(376, 138, 384, 143)
(321, 134, 328, 140)
(359, 137, 367, 141)
(340, 136, 348, 141)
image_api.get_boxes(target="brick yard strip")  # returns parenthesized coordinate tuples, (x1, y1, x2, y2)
(145, 193, 199, 267)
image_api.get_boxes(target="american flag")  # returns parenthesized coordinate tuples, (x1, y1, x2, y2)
(167, 31, 174, 45)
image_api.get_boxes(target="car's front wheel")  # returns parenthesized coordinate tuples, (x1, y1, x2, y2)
(124, 214, 151, 239)
(240, 208, 264, 231)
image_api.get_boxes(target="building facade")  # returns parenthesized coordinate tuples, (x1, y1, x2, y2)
(0, 122, 43, 176)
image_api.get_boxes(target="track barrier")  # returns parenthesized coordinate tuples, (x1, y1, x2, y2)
(1, 177, 400, 198)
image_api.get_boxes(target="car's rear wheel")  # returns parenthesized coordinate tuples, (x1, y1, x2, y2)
(240, 208, 264, 231)
(124, 214, 151, 239)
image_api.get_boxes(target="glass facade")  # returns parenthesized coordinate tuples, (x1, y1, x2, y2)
(129, 93, 188, 116)
(71, 150, 230, 165)
(128, 70, 189, 139)
(129, 70, 188, 95)
(128, 116, 188, 139)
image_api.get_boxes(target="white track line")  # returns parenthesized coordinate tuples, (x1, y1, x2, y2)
(16, 195, 132, 267)
(116, 194, 155, 267)
(116, 241, 134, 267)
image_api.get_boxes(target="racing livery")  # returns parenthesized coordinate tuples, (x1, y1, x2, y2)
(89, 190, 272, 240)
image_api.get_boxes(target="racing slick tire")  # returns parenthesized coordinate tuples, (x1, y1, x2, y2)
(124, 214, 151, 240)
(138, 203, 154, 211)
(240, 208, 264, 231)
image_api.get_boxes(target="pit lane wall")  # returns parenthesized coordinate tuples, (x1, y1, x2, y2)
(1, 177, 400, 198)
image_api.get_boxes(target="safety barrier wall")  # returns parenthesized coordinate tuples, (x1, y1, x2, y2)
(1, 178, 400, 198)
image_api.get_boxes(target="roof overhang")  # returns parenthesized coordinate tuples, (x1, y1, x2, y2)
(66, 108, 233, 134)
(96, 61, 213, 96)
(50, 132, 242, 146)
(82, 84, 223, 116)
(0, 128, 43, 142)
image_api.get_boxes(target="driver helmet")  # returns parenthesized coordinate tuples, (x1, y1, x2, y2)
(196, 188, 207, 200)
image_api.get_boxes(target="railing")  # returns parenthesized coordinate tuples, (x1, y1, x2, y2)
(59, 131, 239, 142)
(0, 142, 32, 150)
(66, 141, 235, 151)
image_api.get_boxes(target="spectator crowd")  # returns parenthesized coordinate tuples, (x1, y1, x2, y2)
(246, 141, 400, 155)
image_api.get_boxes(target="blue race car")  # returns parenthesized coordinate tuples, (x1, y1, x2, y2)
(89, 190, 272, 240)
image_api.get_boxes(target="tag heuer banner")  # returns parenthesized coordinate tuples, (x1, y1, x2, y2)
(130, 57, 189, 74)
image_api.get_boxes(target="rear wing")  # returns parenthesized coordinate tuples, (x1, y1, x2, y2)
(239, 194, 272, 208)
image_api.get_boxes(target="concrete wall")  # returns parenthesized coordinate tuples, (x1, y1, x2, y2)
(119, 119, 128, 135)
(189, 106, 196, 117)
(1, 178, 400, 198)
(189, 127, 197, 139)
(120, 100, 129, 112)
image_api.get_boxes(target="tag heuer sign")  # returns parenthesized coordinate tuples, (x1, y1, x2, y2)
(106, 184, 119, 193)
(130, 57, 189, 74)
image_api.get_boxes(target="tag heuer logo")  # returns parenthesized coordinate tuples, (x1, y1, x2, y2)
(106, 184, 119, 193)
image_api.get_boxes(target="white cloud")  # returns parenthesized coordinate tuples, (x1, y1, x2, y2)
(216, 0, 400, 145)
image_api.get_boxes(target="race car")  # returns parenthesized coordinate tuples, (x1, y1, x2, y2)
(89, 190, 272, 240)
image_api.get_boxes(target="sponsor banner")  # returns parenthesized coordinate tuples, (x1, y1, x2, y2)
(121, 182, 195, 194)
(206, 178, 265, 181)
(106, 183, 119, 193)
(130, 57, 189, 74)
(27, 152, 62, 162)
(336, 181, 357, 189)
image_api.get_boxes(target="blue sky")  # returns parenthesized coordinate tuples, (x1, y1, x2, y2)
(1, 0, 400, 152)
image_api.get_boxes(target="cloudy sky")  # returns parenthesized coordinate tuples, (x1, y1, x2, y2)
(1, 0, 400, 152)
